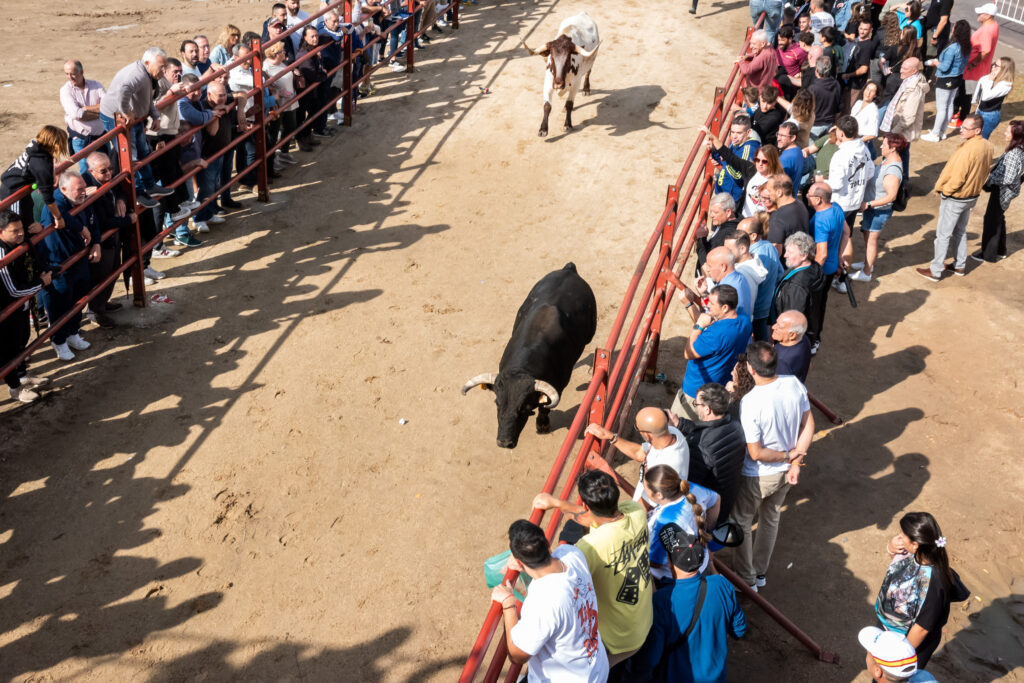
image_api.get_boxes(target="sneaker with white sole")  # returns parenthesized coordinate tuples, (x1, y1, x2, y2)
(169, 207, 191, 222)
(181, 199, 201, 211)
(144, 276, 157, 285)
(810, 340, 820, 356)
(52, 341, 75, 361)
(66, 334, 91, 351)
(278, 152, 298, 164)
(206, 214, 225, 225)
(832, 279, 848, 293)
(755, 575, 767, 588)
(919, 132, 941, 142)
(175, 233, 203, 247)
(151, 247, 178, 259)
(137, 194, 160, 209)
(148, 186, 174, 198)
(193, 220, 210, 233)
(850, 261, 865, 270)
(849, 269, 873, 282)
(10, 386, 40, 403)
(20, 375, 50, 388)
(144, 266, 165, 280)
(389, 61, 406, 72)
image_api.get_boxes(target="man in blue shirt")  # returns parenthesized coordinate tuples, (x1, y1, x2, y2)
(776, 122, 805, 190)
(737, 216, 783, 341)
(699, 247, 752, 321)
(806, 182, 849, 354)
(627, 523, 746, 682)
(671, 284, 752, 421)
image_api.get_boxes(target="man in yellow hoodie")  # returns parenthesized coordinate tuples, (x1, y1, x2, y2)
(917, 114, 993, 281)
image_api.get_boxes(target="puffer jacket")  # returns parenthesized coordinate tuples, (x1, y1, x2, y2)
(771, 260, 827, 323)
(680, 413, 748, 521)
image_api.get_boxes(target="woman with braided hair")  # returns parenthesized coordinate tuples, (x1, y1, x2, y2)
(644, 465, 720, 587)
(874, 511, 970, 669)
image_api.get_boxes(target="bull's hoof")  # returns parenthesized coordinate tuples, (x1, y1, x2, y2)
(538, 128, 548, 137)
(583, 88, 591, 96)
(562, 124, 574, 132)
(535, 416, 551, 434)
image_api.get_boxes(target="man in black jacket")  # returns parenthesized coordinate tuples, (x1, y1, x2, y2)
(771, 231, 826, 340)
(679, 382, 747, 521)
(695, 193, 739, 275)
(0, 210, 52, 402)
(83, 152, 136, 327)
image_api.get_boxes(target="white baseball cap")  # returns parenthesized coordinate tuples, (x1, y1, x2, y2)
(858, 627, 919, 678)
(976, 2, 998, 14)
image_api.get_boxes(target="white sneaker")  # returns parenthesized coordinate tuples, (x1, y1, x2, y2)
(278, 152, 298, 165)
(207, 214, 225, 225)
(181, 199, 201, 211)
(151, 247, 180, 259)
(389, 61, 406, 72)
(332, 112, 345, 125)
(920, 132, 941, 142)
(437, 18, 448, 27)
(144, 266, 165, 280)
(832, 279, 848, 293)
(193, 220, 210, 233)
(52, 341, 75, 361)
(10, 386, 40, 403)
(849, 269, 873, 282)
(66, 333, 91, 351)
(20, 375, 50, 388)
(169, 207, 191, 222)
(850, 261, 865, 270)
(144, 276, 158, 286)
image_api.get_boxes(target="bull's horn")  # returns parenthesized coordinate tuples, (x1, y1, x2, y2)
(518, 36, 543, 56)
(462, 373, 497, 395)
(534, 380, 560, 409)
(576, 42, 600, 59)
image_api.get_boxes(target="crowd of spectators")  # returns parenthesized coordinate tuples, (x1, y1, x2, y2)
(0, 0, 455, 403)
(486, 0, 1008, 679)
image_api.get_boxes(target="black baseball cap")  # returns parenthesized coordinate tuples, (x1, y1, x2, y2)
(659, 523, 705, 573)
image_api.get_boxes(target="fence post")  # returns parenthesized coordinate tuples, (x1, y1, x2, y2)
(643, 188, 677, 383)
(251, 38, 270, 203)
(116, 116, 146, 308)
(453, 0, 460, 30)
(406, 0, 416, 73)
(343, 0, 354, 126)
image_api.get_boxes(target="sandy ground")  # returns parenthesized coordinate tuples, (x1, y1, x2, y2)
(1, 0, 1023, 681)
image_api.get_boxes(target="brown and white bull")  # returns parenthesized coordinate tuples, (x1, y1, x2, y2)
(520, 12, 600, 137)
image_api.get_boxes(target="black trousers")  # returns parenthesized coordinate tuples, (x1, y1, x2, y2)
(89, 238, 121, 313)
(807, 273, 834, 345)
(980, 190, 1007, 261)
(0, 305, 31, 389)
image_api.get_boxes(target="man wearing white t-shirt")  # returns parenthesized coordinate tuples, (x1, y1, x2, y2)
(730, 341, 814, 591)
(586, 406, 689, 506)
(285, 0, 311, 50)
(491, 520, 610, 683)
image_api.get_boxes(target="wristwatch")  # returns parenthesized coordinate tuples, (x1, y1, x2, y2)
(692, 323, 705, 332)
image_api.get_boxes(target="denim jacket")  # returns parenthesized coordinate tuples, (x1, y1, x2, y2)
(936, 42, 966, 78)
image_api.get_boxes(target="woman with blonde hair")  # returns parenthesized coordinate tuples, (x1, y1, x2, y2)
(0, 125, 68, 233)
(779, 88, 815, 149)
(973, 57, 1016, 139)
(704, 124, 784, 216)
(210, 25, 241, 65)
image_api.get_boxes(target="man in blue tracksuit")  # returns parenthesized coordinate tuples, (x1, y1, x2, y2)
(38, 172, 101, 361)
(710, 113, 760, 203)
(627, 524, 746, 682)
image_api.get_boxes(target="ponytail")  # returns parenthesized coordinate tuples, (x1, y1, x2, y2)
(645, 464, 709, 542)
(900, 512, 955, 588)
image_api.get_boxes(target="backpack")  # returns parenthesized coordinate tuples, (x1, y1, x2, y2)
(892, 178, 909, 212)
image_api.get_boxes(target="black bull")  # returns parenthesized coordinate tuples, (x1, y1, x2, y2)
(463, 263, 597, 449)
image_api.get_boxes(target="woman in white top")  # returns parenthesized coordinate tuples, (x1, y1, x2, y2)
(264, 44, 302, 160)
(850, 81, 880, 154)
(643, 465, 720, 586)
(974, 57, 1016, 139)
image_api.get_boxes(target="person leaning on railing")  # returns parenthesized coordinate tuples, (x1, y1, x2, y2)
(37, 172, 101, 362)
(147, 58, 197, 228)
(296, 25, 333, 142)
(0, 126, 68, 235)
(82, 152, 136, 328)
(60, 59, 107, 175)
(264, 43, 303, 163)
(0, 210, 53, 404)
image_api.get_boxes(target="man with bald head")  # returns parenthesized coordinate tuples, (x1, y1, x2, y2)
(60, 59, 107, 173)
(879, 57, 929, 178)
(772, 310, 812, 383)
(737, 215, 783, 341)
(587, 406, 690, 506)
(696, 246, 753, 320)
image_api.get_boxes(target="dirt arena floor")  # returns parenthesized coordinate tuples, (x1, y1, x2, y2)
(2, 0, 1024, 681)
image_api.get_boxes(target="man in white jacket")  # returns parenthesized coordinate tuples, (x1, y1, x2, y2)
(827, 115, 876, 228)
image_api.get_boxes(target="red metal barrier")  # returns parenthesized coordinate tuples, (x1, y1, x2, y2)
(0, 0, 459, 383)
(458, 15, 838, 682)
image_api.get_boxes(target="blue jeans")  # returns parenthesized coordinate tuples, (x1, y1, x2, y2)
(196, 156, 224, 224)
(861, 206, 893, 232)
(749, 0, 783, 41)
(99, 114, 155, 191)
(70, 134, 106, 174)
(37, 267, 89, 345)
(977, 108, 1001, 139)
(930, 195, 977, 276)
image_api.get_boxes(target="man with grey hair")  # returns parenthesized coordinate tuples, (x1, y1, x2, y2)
(60, 59, 106, 173)
(99, 47, 174, 207)
(697, 193, 739, 273)
(808, 56, 842, 137)
(771, 232, 825, 328)
(37, 172, 101, 361)
(772, 310, 811, 382)
(696, 246, 753, 320)
(737, 30, 778, 90)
